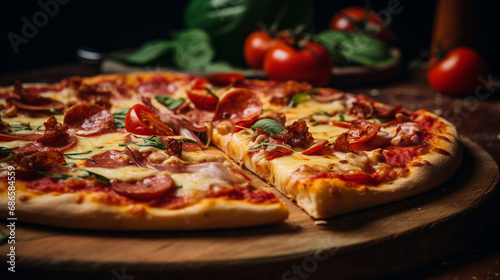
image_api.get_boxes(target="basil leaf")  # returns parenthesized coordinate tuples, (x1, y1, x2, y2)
(118, 39, 175, 65)
(317, 30, 396, 67)
(155, 95, 185, 110)
(251, 119, 285, 135)
(172, 29, 215, 71)
(338, 114, 345, 121)
(113, 108, 130, 128)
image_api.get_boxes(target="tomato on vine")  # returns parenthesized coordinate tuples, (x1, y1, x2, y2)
(263, 34, 332, 86)
(329, 6, 393, 46)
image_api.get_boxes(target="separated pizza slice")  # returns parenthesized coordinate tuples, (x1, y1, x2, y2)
(211, 86, 462, 218)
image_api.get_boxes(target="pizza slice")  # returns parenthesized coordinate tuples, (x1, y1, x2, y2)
(0, 77, 288, 230)
(210, 82, 462, 218)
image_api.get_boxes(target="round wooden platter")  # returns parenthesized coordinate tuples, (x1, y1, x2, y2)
(1, 138, 498, 280)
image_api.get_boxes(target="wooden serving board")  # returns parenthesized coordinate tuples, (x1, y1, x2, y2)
(1, 138, 498, 280)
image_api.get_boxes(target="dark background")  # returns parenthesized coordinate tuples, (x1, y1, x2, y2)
(1, 0, 499, 76)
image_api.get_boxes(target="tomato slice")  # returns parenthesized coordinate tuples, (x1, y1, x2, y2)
(187, 89, 219, 111)
(302, 139, 329, 155)
(186, 77, 219, 111)
(125, 104, 175, 136)
(206, 72, 246, 87)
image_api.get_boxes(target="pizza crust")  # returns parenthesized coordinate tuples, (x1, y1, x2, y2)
(0, 189, 288, 230)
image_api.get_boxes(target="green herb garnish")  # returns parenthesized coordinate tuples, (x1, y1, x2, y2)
(64, 150, 93, 160)
(113, 108, 130, 128)
(8, 123, 38, 132)
(155, 95, 185, 110)
(49, 108, 63, 115)
(37, 169, 110, 184)
(0, 155, 16, 163)
(0, 147, 12, 158)
(250, 119, 285, 135)
(202, 87, 219, 100)
(120, 135, 168, 150)
(338, 114, 345, 121)
(289, 89, 317, 108)
(249, 142, 294, 152)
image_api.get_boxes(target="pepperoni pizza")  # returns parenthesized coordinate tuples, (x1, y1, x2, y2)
(0, 72, 461, 230)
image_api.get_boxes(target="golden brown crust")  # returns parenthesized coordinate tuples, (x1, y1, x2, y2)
(213, 110, 462, 219)
(0, 187, 288, 230)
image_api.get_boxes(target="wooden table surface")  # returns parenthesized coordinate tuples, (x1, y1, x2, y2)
(0, 64, 499, 279)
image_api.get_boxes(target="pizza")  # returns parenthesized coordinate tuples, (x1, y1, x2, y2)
(0, 71, 462, 230)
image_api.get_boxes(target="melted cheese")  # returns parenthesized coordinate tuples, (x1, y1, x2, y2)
(308, 124, 348, 140)
(172, 172, 229, 196)
(40, 88, 77, 106)
(0, 140, 31, 149)
(82, 166, 157, 182)
(2, 115, 64, 128)
(66, 132, 127, 154)
(277, 100, 346, 121)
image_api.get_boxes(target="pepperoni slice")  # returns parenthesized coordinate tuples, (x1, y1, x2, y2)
(10, 81, 65, 112)
(15, 133, 77, 153)
(347, 120, 381, 145)
(0, 133, 41, 142)
(111, 173, 174, 199)
(84, 150, 134, 168)
(64, 104, 114, 136)
(311, 88, 345, 103)
(212, 88, 262, 124)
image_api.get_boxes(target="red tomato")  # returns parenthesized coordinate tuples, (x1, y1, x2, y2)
(427, 47, 489, 95)
(206, 72, 246, 87)
(125, 104, 175, 136)
(264, 40, 332, 86)
(186, 78, 219, 111)
(244, 31, 280, 69)
(329, 6, 393, 45)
